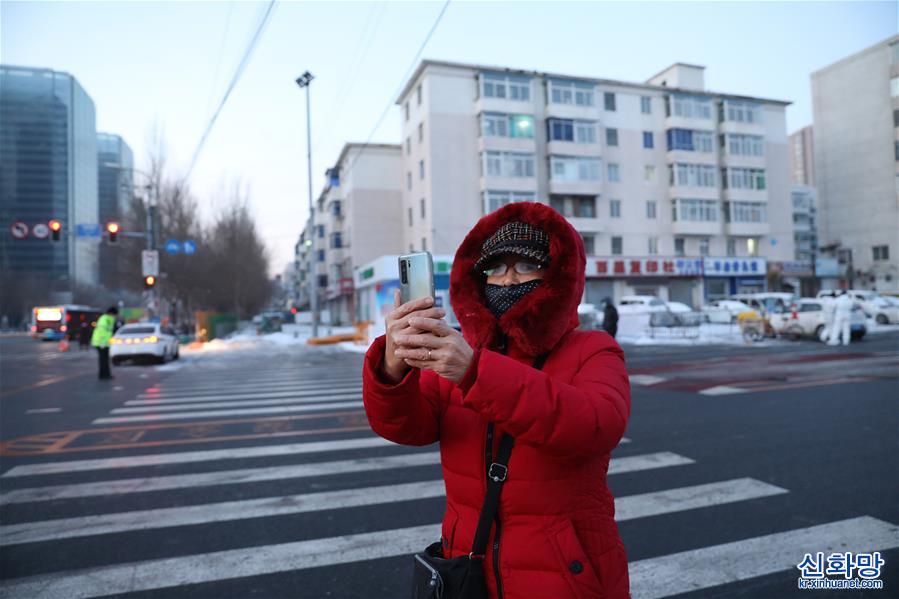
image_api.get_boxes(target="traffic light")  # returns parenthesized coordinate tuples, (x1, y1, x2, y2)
(106, 222, 120, 243)
(144, 275, 156, 288)
(49, 219, 62, 242)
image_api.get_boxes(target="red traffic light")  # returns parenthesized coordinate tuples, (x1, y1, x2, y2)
(106, 222, 120, 243)
(290, 307, 298, 314)
(48, 219, 62, 242)
(144, 275, 156, 288)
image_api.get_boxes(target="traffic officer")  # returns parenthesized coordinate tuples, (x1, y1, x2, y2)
(91, 306, 118, 380)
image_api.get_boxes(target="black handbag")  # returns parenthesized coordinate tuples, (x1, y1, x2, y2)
(411, 354, 549, 599)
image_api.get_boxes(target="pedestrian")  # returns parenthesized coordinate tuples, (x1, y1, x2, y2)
(78, 316, 91, 349)
(819, 295, 836, 343)
(362, 202, 631, 599)
(830, 290, 852, 346)
(91, 306, 118, 380)
(602, 296, 619, 339)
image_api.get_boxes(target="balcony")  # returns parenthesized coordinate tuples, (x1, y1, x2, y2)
(548, 178, 602, 195)
(326, 277, 355, 300)
(725, 221, 770, 237)
(671, 220, 722, 236)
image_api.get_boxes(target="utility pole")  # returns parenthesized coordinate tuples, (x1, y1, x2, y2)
(296, 71, 319, 338)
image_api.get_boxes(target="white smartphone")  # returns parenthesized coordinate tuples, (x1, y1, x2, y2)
(399, 252, 435, 305)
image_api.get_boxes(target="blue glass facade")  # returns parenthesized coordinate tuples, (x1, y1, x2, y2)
(97, 133, 133, 289)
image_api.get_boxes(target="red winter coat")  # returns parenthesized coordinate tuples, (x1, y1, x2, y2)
(362, 201, 631, 598)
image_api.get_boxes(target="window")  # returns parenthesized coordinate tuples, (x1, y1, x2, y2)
(406, 172, 412, 190)
(574, 121, 596, 143)
(641, 96, 651, 114)
(644, 165, 656, 182)
(318, 274, 328, 288)
(420, 198, 426, 219)
(548, 79, 595, 106)
(482, 72, 531, 101)
(404, 101, 409, 121)
(550, 155, 601, 181)
(611, 236, 623, 255)
(606, 128, 618, 146)
(667, 94, 713, 119)
(893, 77, 899, 97)
(726, 238, 736, 257)
(317, 249, 325, 262)
(648, 237, 659, 255)
(895, 109, 899, 127)
(873, 245, 890, 261)
(483, 190, 536, 213)
(672, 198, 718, 222)
(604, 92, 616, 111)
(317, 225, 325, 238)
(610, 199, 621, 218)
(723, 133, 764, 156)
(416, 84, 422, 105)
(422, 237, 427, 251)
(642, 131, 654, 149)
(646, 200, 657, 219)
(607, 163, 620, 182)
(722, 100, 763, 124)
(483, 151, 535, 177)
(418, 122, 424, 142)
(699, 238, 710, 256)
(747, 238, 758, 256)
(724, 168, 766, 190)
(725, 201, 767, 223)
(549, 195, 596, 217)
(581, 234, 595, 255)
(674, 237, 685, 256)
(330, 232, 342, 249)
(482, 113, 535, 138)
(666, 128, 714, 152)
(548, 118, 573, 141)
(408, 207, 413, 227)
(405, 137, 411, 155)
(419, 160, 425, 180)
(669, 163, 716, 187)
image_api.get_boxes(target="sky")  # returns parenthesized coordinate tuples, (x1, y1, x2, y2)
(3, 0, 896, 274)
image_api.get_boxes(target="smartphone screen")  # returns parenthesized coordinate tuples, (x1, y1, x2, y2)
(399, 252, 435, 304)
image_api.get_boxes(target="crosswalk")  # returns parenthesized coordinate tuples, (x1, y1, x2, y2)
(1, 358, 896, 598)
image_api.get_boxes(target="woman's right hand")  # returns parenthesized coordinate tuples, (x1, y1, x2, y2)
(382, 289, 445, 383)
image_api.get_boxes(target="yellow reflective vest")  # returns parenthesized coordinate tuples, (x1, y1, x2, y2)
(91, 314, 116, 348)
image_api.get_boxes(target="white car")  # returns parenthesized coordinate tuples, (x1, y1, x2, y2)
(702, 300, 756, 324)
(773, 298, 867, 341)
(111, 323, 180, 365)
(730, 292, 795, 315)
(617, 295, 668, 315)
(665, 301, 693, 314)
(816, 289, 899, 324)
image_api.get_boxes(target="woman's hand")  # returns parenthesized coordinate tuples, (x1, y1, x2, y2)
(393, 315, 474, 385)
(382, 289, 446, 383)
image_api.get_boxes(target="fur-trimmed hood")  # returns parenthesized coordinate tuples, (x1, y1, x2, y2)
(450, 202, 585, 357)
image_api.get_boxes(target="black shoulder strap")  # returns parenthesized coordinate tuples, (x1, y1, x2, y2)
(469, 352, 549, 558)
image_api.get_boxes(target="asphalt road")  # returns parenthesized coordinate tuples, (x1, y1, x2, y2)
(0, 331, 896, 598)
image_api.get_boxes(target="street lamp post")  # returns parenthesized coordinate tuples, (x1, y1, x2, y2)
(296, 71, 319, 339)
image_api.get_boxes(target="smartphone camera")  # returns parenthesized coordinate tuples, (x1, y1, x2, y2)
(400, 259, 408, 284)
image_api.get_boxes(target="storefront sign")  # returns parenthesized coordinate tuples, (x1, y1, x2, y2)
(703, 257, 766, 277)
(593, 257, 704, 278)
(815, 258, 840, 277)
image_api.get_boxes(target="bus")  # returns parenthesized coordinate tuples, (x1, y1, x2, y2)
(30, 305, 103, 342)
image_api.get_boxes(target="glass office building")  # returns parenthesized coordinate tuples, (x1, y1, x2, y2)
(0, 65, 98, 291)
(97, 133, 134, 289)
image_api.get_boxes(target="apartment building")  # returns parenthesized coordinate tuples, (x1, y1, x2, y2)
(396, 60, 794, 307)
(811, 35, 899, 292)
(295, 143, 403, 325)
(789, 125, 816, 187)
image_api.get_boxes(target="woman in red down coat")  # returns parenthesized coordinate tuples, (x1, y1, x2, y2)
(362, 201, 632, 599)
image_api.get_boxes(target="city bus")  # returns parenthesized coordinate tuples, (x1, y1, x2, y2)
(30, 305, 102, 342)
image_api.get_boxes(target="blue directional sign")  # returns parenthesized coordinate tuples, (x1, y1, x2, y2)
(183, 239, 197, 255)
(165, 239, 181, 255)
(75, 224, 101, 238)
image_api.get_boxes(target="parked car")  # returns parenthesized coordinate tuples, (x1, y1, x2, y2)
(617, 295, 668, 315)
(665, 301, 693, 314)
(577, 303, 604, 330)
(816, 289, 899, 324)
(110, 323, 180, 365)
(702, 300, 756, 324)
(773, 298, 867, 341)
(730, 292, 796, 315)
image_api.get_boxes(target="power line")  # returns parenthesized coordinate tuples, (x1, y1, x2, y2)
(345, 0, 451, 173)
(185, 0, 277, 181)
(203, 1, 236, 119)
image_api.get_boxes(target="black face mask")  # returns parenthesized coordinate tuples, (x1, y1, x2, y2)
(485, 280, 543, 318)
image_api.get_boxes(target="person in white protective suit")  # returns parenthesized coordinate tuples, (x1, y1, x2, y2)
(819, 296, 836, 343)
(830, 291, 853, 346)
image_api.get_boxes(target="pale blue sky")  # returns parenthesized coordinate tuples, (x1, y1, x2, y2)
(3, 1, 896, 271)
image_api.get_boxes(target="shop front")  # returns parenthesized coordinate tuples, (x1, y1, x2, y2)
(588, 257, 705, 308)
(702, 257, 767, 301)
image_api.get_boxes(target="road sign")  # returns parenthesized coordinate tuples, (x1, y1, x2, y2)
(32, 223, 50, 239)
(142, 250, 159, 277)
(165, 239, 181, 255)
(75, 223, 101, 238)
(183, 239, 197, 255)
(10, 221, 28, 239)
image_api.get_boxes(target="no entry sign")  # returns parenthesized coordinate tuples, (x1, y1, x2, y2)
(10, 221, 28, 239)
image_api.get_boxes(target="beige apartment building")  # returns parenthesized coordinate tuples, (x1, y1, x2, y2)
(396, 59, 795, 307)
(295, 143, 403, 324)
(811, 35, 899, 293)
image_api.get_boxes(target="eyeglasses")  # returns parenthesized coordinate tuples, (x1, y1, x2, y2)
(483, 261, 544, 277)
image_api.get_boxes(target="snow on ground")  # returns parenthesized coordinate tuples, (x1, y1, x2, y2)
(180, 323, 369, 357)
